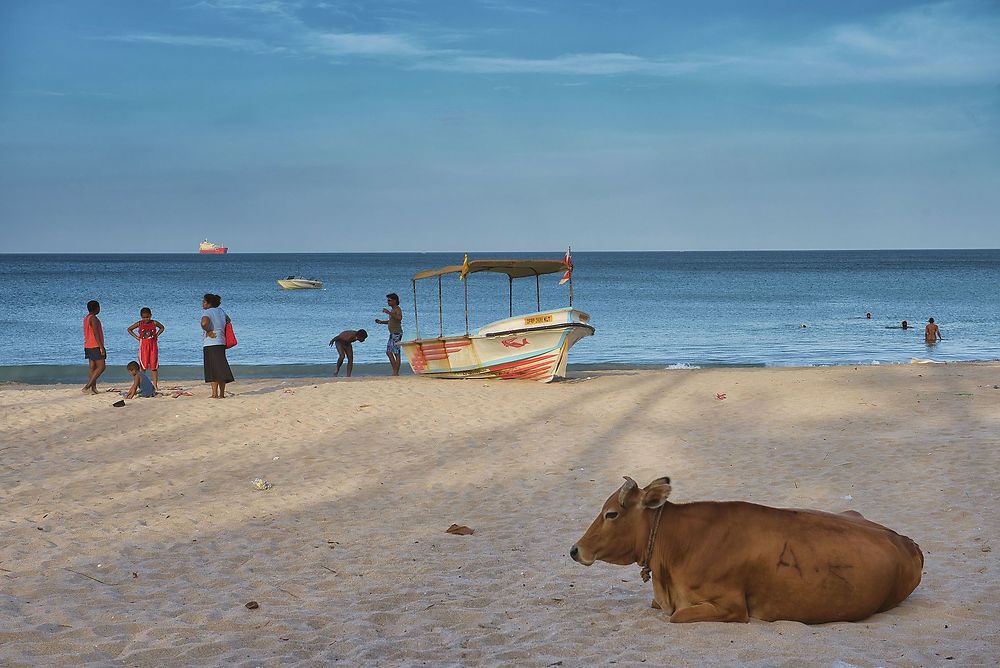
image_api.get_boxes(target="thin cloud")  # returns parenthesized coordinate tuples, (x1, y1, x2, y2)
(425, 2, 1000, 84)
(476, 0, 548, 15)
(305, 31, 432, 57)
(109, 33, 285, 55)
(192, 0, 296, 16)
(107, 28, 437, 60)
(741, 2, 1000, 84)
(421, 53, 708, 76)
(18, 89, 68, 97)
(107, 0, 1000, 85)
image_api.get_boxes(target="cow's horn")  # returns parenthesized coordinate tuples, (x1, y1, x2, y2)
(619, 476, 638, 506)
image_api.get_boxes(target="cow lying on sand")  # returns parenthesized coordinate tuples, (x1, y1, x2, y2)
(570, 476, 923, 623)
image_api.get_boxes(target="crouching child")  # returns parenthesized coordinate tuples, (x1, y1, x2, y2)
(126, 361, 156, 399)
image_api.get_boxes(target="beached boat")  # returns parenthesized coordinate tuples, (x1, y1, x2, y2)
(277, 276, 324, 289)
(199, 239, 228, 254)
(401, 257, 594, 382)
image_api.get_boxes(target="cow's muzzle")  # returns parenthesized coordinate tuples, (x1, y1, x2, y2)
(570, 544, 593, 565)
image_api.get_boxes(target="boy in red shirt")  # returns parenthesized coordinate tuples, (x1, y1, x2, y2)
(128, 307, 165, 389)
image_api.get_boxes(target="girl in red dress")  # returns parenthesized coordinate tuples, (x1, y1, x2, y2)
(128, 307, 165, 389)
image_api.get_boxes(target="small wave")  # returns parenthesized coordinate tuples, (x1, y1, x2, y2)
(665, 363, 701, 370)
(765, 360, 901, 368)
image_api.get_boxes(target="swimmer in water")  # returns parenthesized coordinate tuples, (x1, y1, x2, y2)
(925, 318, 943, 344)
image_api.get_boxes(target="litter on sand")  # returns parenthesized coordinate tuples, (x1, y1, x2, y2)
(446, 524, 475, 535)
(250, 478, 273, 491)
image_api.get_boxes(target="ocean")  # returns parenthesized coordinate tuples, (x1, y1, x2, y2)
(1, 250, 998, 383)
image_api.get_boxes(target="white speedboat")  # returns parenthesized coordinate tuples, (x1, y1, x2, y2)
(401, 257, 594, 382)
(277, 276, 323, 289)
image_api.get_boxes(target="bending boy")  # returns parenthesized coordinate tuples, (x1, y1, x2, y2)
(329, 329, 368, 377)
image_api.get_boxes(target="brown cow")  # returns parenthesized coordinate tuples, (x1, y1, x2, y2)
(570, 476, 923, 623)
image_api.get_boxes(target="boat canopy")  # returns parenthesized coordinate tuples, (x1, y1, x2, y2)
(412, 259, 568, 281)
(410, 256, 574, 338)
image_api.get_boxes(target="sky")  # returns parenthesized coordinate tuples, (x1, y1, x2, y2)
(1, 0, 998, 253)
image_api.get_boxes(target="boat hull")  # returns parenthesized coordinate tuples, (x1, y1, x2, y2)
(199, 248, 228, 254)
(401, 309, 593, 382)
(277, 279, 323, 289)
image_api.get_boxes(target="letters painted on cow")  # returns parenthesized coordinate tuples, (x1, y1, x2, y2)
(570, 476, 924, 624)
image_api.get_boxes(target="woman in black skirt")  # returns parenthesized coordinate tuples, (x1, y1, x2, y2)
(201, 293, 234, 398)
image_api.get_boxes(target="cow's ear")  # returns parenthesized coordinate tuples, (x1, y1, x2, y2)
(640, 478, 672, 509)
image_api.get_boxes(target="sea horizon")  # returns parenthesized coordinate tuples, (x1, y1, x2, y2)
(3, 247, 998, 255)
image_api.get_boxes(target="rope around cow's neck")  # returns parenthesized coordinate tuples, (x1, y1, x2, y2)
(639, 504, 666, 583)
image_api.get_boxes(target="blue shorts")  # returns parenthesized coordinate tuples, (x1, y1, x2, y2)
(387, 332, 402, 355)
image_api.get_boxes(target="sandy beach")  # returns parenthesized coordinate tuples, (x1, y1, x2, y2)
(1, 364, 998, 666)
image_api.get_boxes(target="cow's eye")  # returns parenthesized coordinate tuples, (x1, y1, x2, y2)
(604, 511, 619, 520)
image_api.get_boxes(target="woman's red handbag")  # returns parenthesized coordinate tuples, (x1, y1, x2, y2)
(224, 321, 237, 349)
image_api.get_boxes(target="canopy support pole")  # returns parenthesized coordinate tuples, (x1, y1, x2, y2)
(508, 277, 513, 317)
(438, 275, 444, 338)
(569, 274, 574, 307)
(535, 273, 540, 312)
(412, 280, 419, 339)
(464, 277, 469, 335)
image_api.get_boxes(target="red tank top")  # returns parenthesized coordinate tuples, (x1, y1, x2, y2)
(138, 321, 157, 339)
(83, 315, 103, 348)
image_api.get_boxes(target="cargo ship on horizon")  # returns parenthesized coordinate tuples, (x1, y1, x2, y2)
(199, 239, 228, 254)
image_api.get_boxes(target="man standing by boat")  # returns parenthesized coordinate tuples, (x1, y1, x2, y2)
(375, 293, 404, 376)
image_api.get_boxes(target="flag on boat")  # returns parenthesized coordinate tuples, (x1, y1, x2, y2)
(459, 253, 470, 281)
(559, 247, 573, 285)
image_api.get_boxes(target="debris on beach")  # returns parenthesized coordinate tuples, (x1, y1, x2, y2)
(112, 400, 126, 408)
(251, 477, 273, 491)
(446, 524, 474, 535)
(715, 393, 727, 400)
(245, 601, 259, 609)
